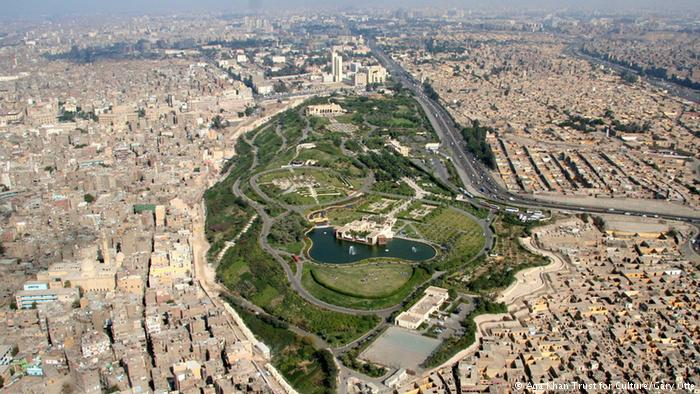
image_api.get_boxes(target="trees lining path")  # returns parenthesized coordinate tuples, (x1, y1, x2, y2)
(208, 101, 501, 392)
(224, 117, 496, 321)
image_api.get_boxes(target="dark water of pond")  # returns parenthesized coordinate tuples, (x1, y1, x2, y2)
(307, 227, 436, 264)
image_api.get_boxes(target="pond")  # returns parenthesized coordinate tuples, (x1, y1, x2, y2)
(307, 227, 436, 264)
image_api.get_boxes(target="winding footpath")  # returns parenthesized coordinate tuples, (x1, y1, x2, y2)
(428, 232, 569, 374)
(206, 98, 504, 394)
(497, 237, 567, 306)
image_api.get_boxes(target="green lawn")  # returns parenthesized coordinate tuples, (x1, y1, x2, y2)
(416, 207, 485, 263)
(296, 143, 364, 179)
(302, 263, 432, 310)
(324, 203, 367, 226)
(311, 263, 414, 298)
(217, 220, 379, 346)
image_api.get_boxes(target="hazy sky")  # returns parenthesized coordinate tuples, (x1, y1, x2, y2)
(3, 0, 699, 19)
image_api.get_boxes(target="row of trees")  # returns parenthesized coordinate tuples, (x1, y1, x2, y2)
(423, 80, 440, 101)
(460, 120, 496, 169)
(558, 112, 605, 133)
(358, 150, 418, 182)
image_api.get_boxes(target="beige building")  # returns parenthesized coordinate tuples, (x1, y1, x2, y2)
(354, 72, 368, 87)
(148, 239, 192, 285)
(335, 217, 396, 245)
(332, 51, 344, 82)
(15, 281, 80, 309)
(36, 260, 117, 293)
(367, 65, 388, 84)
(395, 286, 450, 329)
(306, 103, 346, 117)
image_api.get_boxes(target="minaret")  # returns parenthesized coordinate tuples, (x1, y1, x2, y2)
(101, 233, 111, 266)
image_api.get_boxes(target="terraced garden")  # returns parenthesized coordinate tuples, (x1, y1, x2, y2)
(258, 168, 357, 206)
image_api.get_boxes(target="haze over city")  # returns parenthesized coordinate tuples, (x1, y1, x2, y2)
(0, 1, 698, 394)
(4, 0, 700, 18)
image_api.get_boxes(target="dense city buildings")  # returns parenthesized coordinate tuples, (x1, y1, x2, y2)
(0, 4, 698, 394)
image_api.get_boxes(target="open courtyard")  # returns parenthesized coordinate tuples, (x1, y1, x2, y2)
(360, 326, 442, 372)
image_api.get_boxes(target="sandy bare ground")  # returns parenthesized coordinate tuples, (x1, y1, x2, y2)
(425, 232, 569, 374)
(497, 237, 567, 306)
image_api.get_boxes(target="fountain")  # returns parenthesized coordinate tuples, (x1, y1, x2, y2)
(306, 228, 436, 264)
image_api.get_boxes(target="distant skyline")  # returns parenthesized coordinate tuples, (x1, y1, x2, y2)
(3, 0, 699, 20)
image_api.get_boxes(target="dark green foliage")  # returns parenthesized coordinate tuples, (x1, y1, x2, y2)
(211, 115, 225, 130)
(612, 119, 651, 133)
(621, 71, 638, 83)
(228, 298, 336, 394)
(358, 150, 418, 182)
(339, 351, 387, 378)
(268, 214, 309, 246)
(460, 120, 496, 169)
(423, 80, 439, 101)
(592, 215, 606, 231)
(467, 264, 523, 292)
(266, 64, 307, 78)
(344, 139, 361, 152)
(217, 221, 379, 346)
(558, 112, 605, 133)
(315, 350, 339, 393)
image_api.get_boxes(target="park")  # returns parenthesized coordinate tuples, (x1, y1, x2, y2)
(204, 90, 546, 393)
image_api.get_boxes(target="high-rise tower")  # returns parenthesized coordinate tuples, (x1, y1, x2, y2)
(332, 51, 343, 83)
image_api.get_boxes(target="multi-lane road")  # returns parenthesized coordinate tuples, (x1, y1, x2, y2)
(368, 39, 700, 226)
